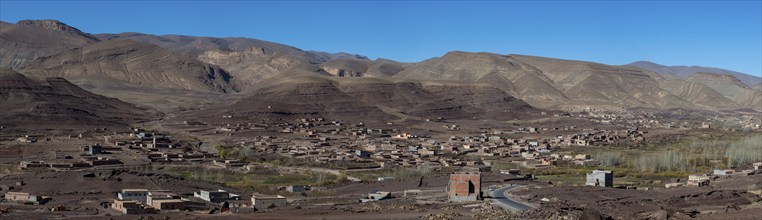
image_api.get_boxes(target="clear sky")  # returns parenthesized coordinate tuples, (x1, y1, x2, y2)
(1, 1, 760, 76)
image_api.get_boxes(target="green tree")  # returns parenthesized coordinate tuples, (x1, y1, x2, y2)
(214, 144, 228, 158)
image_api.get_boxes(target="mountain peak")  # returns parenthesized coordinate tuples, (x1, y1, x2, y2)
(306, 51, 370, 61)
(17, 19, 81, 33)
(628, 61, 664, 67)
(16, 19, 99, 41)
(441, 51, 506, 60)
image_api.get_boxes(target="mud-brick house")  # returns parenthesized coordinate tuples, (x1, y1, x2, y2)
(5, 192, 45, 204)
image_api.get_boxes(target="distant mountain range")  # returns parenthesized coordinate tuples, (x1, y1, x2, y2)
(1, 19, 759, 126)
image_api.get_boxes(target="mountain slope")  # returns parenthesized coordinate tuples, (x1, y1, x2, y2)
(0, 68, 155, 128)
(19, 39, 238, 93)
(18, 39, 240, 112)
(197, 47, 321, 90)
(96, 33, 366, 63)
(394, 52, 707, 110)
(511, 55, 697, 110)
(655, 78, 739, 110)
(0, 20, 100, 69)
(685, 72, 762, 111)
(627, 61, 761, 87)
(394, 52, 568, 107)
(97, 33, 369, 89)
(319, 58, 407, 77)
(181, 69, 537, 123)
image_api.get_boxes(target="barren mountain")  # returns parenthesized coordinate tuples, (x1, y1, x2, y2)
(366, 59, 409, 77)
(320, 59, 368, 77)
(394, 52, 705, 110)
(685, 72, 762, 111)
(307, 51, 369, 61)
(510, 55, 697, 110)
(627, 61, 761, 87)
(197, 47, 322, 90)
(319, 58, 407, 77)
(0, 20, 99, 69)
(0, 68, 155, 128)
(3, 19, 757, 114)
(97, 33, 369, 88)
(96, 33, 367, 63)
(654, 78, 740, 110)
(18, 39, 239, 111)
(394, 52, 568, 107)
(181, 69, 536, 123)
(19, 39, 237, 92)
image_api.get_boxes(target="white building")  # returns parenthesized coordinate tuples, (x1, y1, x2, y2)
(118, 189, 149, 203)
(194, 189, 239, 203)
(118, 189, 171, 204)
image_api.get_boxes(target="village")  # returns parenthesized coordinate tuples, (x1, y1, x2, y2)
(1, 106, 761, 219)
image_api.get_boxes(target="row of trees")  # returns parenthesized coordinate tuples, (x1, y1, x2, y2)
(594, 135, 761, 173)
(725, 135, 762, 167)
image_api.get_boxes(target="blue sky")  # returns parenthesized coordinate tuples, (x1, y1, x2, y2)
(1, 1, 760, 76)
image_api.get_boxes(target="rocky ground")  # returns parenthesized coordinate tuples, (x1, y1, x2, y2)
(509, 174, 762, 220)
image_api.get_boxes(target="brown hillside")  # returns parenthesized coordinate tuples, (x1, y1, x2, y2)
(686, 72, 761, 111)
(394, 52, 568, 107)
(0, 69, 156, 129)
(18, 39, 240, 112)
(0, 20, 99, 69)
(319, 59, 407, 77)
(181, 69, 537, 123)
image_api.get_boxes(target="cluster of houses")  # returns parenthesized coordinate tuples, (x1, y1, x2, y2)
(170, 117, 655, 179)
(111, 188, 287, 214)
(547, 107, 762, 131)
(213, 118, 647, 172)
(583, 163, 762, 190)
(17, 128, 221, 171)
(551, 107, 667, 128)
(19, 147, 124, 171)
(6, 116, 706, 175)
(447, 169, 483, 202)
(112, 189, 185, 214)
(666, 163, 762, 188)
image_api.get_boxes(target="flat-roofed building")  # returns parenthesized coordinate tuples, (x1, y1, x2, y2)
(194, 189, 239, 203)
(585, 170, 613, 187)
(151, 199, 186, 210)
(688, 174, 711, 187)
(251, 195, 287, 209)
(5, 192, 43, 204)
(118, 189, 149, 203)
(118, 189, 171, 204)
(112, 199, 155, 214)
